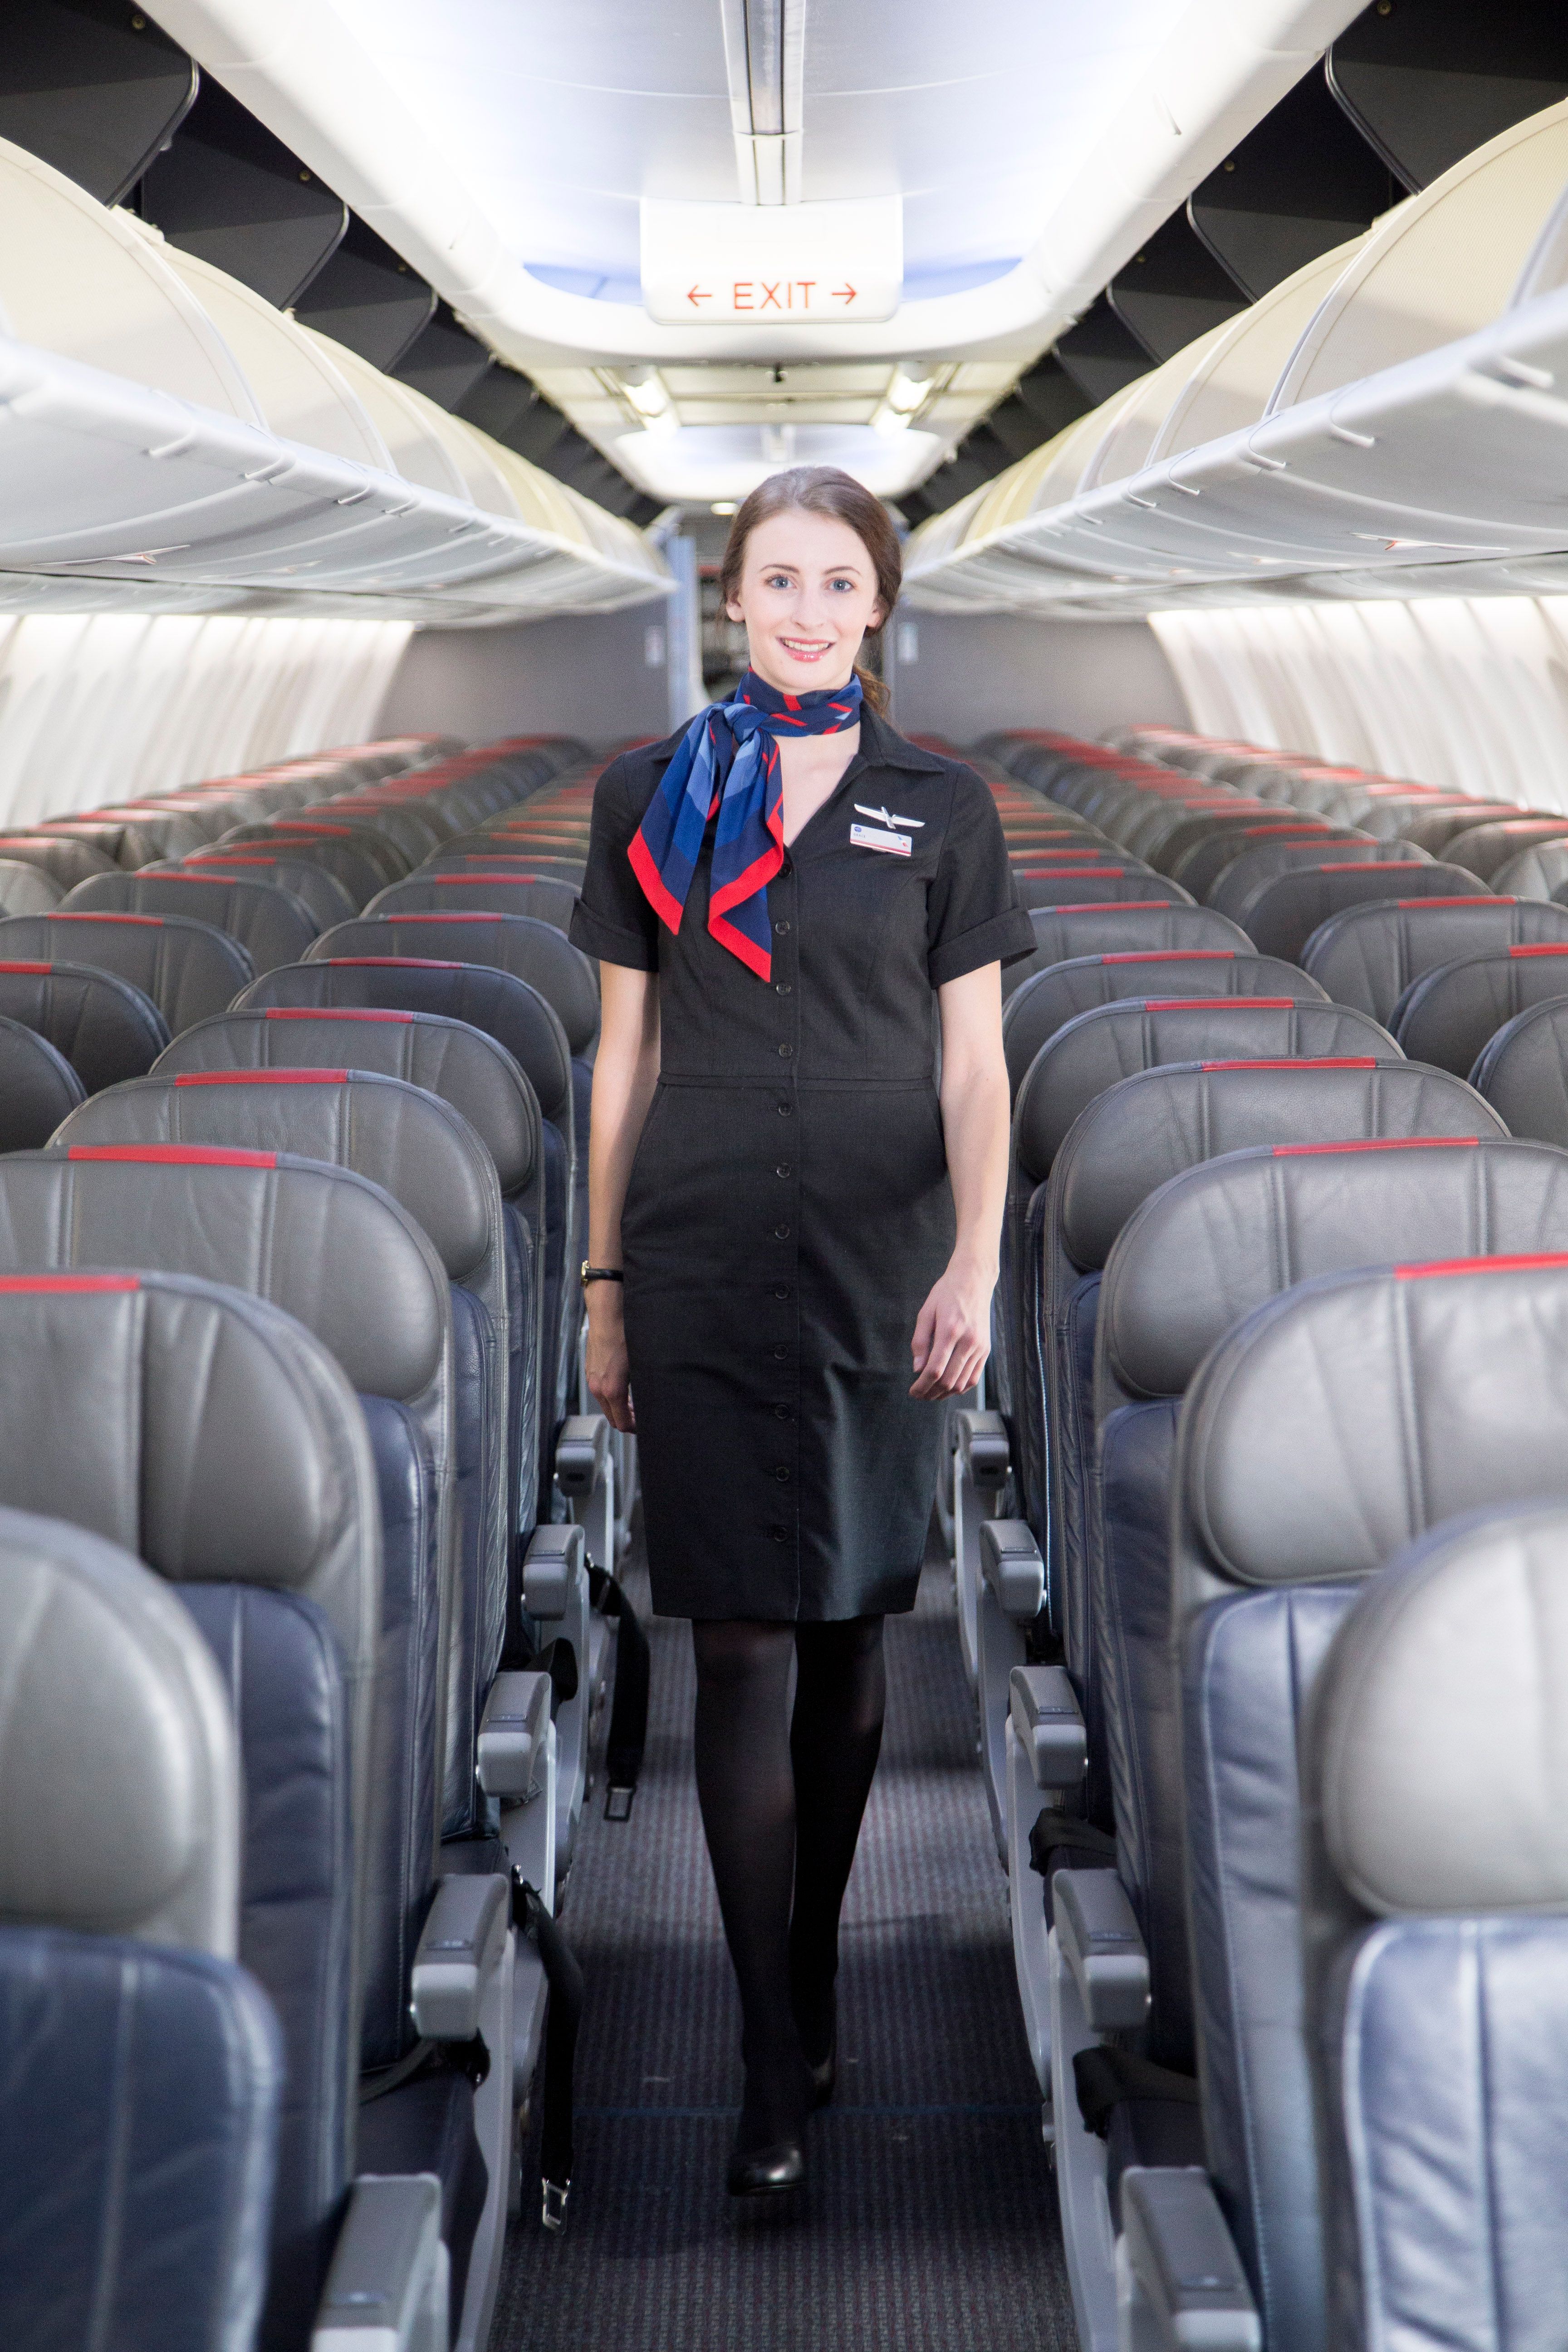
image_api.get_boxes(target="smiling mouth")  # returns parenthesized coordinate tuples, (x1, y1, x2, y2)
(779, 636, 834, 660)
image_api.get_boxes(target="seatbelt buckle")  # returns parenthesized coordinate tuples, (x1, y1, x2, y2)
(542, 2177, 571, 2233)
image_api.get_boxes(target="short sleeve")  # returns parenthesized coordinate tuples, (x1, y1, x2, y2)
(568, 754, 662, 970)
(926, 766, 1037, 986)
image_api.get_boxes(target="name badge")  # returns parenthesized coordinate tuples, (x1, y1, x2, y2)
(850, 822, 911, 857)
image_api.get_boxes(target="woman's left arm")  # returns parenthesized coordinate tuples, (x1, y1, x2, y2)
(910, 961, 1011, 1400)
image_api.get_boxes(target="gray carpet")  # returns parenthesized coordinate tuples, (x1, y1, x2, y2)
(495, 1525, 1075, 2350)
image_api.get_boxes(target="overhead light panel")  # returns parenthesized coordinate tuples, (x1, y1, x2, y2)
(872, 364, 934, 435)
(621, 366, 677, 437)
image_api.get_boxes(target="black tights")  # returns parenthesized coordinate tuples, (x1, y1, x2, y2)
(692, 1615, 886, 2138)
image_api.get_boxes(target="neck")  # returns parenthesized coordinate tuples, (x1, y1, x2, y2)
(744, 658, 858, 700)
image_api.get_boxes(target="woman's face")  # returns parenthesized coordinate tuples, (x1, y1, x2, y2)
(726, 508, 885, 699)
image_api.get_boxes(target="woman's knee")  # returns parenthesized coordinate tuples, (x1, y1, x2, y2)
(692, 1617, 795, 1693)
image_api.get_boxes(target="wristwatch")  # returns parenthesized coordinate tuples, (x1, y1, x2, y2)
(581, 1264, 625, 1285)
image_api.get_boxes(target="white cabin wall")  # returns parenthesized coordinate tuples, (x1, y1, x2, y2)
(1151, 597, 1568, 809)
(0, 613, 411, 825)
(888, 612, 1190, 749)
(377, 603, 677, 752)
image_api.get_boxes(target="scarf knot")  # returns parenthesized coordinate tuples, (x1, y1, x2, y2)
(627, 668, 862, 979)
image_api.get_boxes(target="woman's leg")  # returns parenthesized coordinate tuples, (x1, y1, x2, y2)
(690, 1618, 807, 2146)
(788, 1615, 887, 2065)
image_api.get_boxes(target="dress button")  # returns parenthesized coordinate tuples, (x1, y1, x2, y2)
(774, 1225, 791, 1240)
(777, 1043, 794, 1058)
(777, 1101, 794, 1116)
(775, 982, 792, 996)
(775, 1164, 791, 1178)
(769, 1528, 787, 1544)
(774, 1405, 791, 1421)
(772, 1345, 788, 1360)
(773, 1466, 791, 1483)
(775, 921, 791, 936)
(773, 1285, 790, 1301)
(780, 857, 794, 877)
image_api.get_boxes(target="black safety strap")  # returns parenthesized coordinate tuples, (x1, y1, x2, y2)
(513, 1874, 585, 2231)
(531, 1635, 579, 1715)
(1073, 2044, 1199, 2140)
(1028, 1813, 1118, 1877)
(588, 1566, 650, 1818)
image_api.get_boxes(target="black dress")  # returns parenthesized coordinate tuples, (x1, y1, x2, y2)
(569, 708, 1034, 1622)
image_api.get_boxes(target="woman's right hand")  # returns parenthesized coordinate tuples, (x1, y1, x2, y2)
(585, 1287, 635, 1433)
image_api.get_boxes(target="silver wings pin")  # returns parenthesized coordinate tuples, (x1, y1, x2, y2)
(853, 804, 925, 828)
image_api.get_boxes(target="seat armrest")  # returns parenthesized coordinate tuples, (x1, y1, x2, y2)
(1055, 1867, 1150, 2032)
(553, 1414, 609, 1499)
(313, 2174, 449, 2352)
(956, 1408, 1010, 1488)
(522, 1522, 586, 1620)
(1009, 1664, 1087, 1789)
(980, 1519, 1045, 1620)
(410, 1874, 509, 2041)
(476, 1671, 551, 1801)
(1118, 2168, 1260, 2352)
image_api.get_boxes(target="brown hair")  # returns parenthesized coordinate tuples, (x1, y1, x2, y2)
(719, 466, 901, 715)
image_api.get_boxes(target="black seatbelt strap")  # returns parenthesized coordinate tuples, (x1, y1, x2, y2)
(1073, 2044, 1200, 2139)
(588, 1566, 650, 1818)
(1028, 1814, 1118, 1876)
(513, 1874, 585, 2231)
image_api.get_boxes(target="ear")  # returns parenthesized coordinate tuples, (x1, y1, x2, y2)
(725, 598, 745, 624)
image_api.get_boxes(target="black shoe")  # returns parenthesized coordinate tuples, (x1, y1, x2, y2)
(726, 2134, 807, 2197)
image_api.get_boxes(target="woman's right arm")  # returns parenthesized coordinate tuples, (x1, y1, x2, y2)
(583, 961, 661, 1432)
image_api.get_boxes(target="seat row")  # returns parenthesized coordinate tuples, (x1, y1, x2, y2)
(936, 728, 1568, 2347)
(0, 733, 640, 2352)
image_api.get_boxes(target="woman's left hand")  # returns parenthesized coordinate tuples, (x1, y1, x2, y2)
(909, 1257, 994, 1400)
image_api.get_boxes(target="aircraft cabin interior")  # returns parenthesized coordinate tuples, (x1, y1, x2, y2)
(4, 3, 1568, 2349)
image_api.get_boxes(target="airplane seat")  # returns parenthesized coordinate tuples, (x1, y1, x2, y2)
(1111, 1255, 1568, 2352)
(1240, 861, 1490, 963)
(1205, 833, 1421, 924)
(0, 1166, 528, 2339)
(0, 831, 119, 891)
(41, 808, 209, 865)
(1014, 870, 1195, 910)
(364, 874, 596, 925)
(219, 821, 410, 898)
(60, 871, 320, 975)
(1083, 1138, 1560, 2146)
(0, 910, 254, 1033)
(0, 1013, 83, 1144)
(1001, 904, 1255, 998)
(1298, 893, 1568, 1021)
(233, 957, 581, 1455)
(1387, 799, 1529, 856)
(1470, 994, 1568, 1141)
(1488, 836, 1568, 904)
(299, 798, 447, 865)
(1001, 955, 1328, 1102)
(0, 1497, 280, 2352)
(0, 855, 63, 914)
(173, 851, 360, 930)
(1159, 814, 1334, 892)
(1442, 814, 1568, 880)
(0, 957, 168, 1091)
(1304, 1499, 1568, 2352)
(412, 863, 585, 933)
(1392, 942, 1568, 1074)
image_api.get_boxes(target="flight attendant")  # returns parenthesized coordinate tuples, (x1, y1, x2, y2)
(573, 465, 1030, 2199)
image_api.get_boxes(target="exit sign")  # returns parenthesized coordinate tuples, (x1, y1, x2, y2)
(640, 197, 902, 325)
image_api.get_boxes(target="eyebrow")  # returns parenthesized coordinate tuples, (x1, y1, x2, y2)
(756, 558, 866, 576)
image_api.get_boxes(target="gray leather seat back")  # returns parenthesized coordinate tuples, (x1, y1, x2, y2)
(1166, 820, 1339, 900)
(412, 864, 582, 935)
(296, 799, 443, 864)
(61, 872, 320, 974)
(0, 1155, 450, 2073)
(1176, 1259, 1568, 2348)
(1298, 892, 1568, 1021)
(1002, 954, 1326, 1100)
(1445, 815, 1568, 880)
(309, 911, 601, 1056)
(1013, 869, 1193, 910)
(1239, 861, 1488, 963)
(1014, 999, 1403, 1181)
(1205, 835, 1400, 925)
(219, 822, 406, 897)
(1305, 1501, 1568, 2352)
(0, 1014, 83, 1147)
(179, 853, 359, 930)
(0, 1496, 240, 1953)
(0, 832, 117, 889)
(1473, 995, 1568, 1141)
(0, 911, 253, 1034)
(1490, 837, 1568, 902)
(1002, 902, 1255, 997)
(45, 808, 208, 864)
(0, 957, 168, 1092)
(1394, 942, 1568, 1076)
(0, 858, 62, 915)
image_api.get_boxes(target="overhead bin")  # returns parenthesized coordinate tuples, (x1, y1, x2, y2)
(903, 97, 1568, 622)
(0, 132, 667, 624)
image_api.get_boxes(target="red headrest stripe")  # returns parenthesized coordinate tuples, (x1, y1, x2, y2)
(1273, 1137, 1479, 1156)
(1100, 951, 1233, 965)
(69, 1144, 278, 1168)
(1199, 1057, 1380, 1071)
(1509, 945, 1568, 958)
(1397, 1253, 1568, 1280)
(325, 957, 464, 970)
(1144, 997, 1295, 1010)
(175, 1069, 351, 1086)
(0, 1272, 140, 1292)
(46, 913, 163, 926)
(265, 1007, 413, 1023)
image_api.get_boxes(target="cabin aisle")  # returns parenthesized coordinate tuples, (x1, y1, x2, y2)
(497, 1524, 1075, 2350)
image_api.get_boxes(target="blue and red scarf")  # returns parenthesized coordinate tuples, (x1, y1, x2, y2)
(628, 668, 862, 980)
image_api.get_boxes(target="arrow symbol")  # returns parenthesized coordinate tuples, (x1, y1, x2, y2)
(687, 284, 711, 306)
(832, 282, 858, 304)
